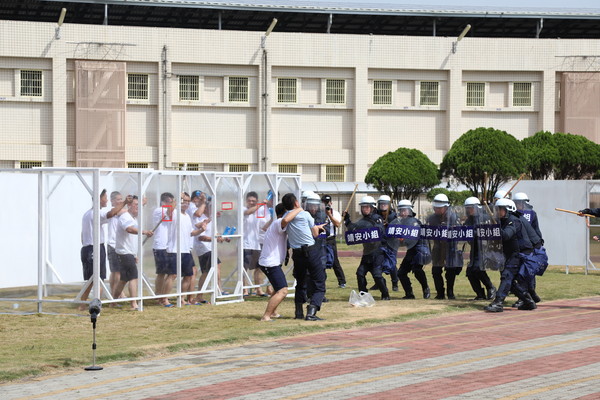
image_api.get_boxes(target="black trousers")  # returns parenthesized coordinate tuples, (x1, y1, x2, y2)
(326, 236, 346, 285)
(356, 250, 389, 297)
(292, 244, 327, 309)
(432, 266, 462, 296)
(398, 246, 429, 295)
(466, 266, 494, 297)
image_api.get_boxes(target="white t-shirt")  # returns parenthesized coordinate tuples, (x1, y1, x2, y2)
(115, 212, 138, 255)
(167, 212, 194, 254)
(193, 214, 211, 257)
(327, 209, 342, 238)
(81, 208, 110, 246)
(152, 207, 170, 250)
(258, 219, 287, 267)
(243, 207, 261, 250)
(186, 202, 198, 220)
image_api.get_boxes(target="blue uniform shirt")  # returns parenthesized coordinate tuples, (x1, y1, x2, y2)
(285, 210, 315, 249)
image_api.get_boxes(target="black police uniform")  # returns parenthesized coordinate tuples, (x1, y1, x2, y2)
(464, 213, 497, 300)
(428, 209, 462, 300)
(397, 213, 430, 299)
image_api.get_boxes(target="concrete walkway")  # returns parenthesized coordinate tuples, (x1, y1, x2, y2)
(4, 297, 600, 400)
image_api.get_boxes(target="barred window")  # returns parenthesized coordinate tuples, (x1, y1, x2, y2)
(420, 81, 439, 106)
(326, 79, 346, 104)
(179, 75, 199, 101)
(127, 162, 149, 169)
(127, 74, 149, 100)
(325, 165, 345, 182)
(278, 164, 298, 174)
(277, 78, 297, 103)
(466, 82, 485, 107)
(229, 77, 249, 102)
(513, 82, 532, 107)
(177, 163, 199, 171)
(229, 164, 249, 172)
(20, 70, 43, 97)
(373, 80, 392, 105)
(20, 161, 42, 169)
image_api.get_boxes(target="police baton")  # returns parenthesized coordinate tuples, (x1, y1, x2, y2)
(343, 184, 359, 214)
(503, 173, 526, 198)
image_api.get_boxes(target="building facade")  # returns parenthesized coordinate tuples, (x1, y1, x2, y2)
(1, 16, 599, 182)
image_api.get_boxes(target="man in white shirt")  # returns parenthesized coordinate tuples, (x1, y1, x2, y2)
(113, 196, 153, 310)
(107, 191, 128, 298)
(243, 191, 266, 296)
(165, 193, 206, 305)
(80, 189, 131, 309)
(193, 203, 223, 303)
(258, 203, 300, 321)
(153, 192, 174, 307)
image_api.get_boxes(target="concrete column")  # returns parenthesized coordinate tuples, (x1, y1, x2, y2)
(446, 68, 463, 150)
(539, 69, 556, 133)
(354, 66, 368, 182)
(52, 56, 67, 167)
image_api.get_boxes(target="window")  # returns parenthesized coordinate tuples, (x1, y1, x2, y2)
(326, 79, 346, 104)
(419, 81, 439, 106)
(513, 82, 532, 107)
(278, 164, 298, 174)
(128, 74, 149, 100)
(277, 78, 297, 103)
(177, 163, 199, 171)
(229, 77, 249, 102)
(229, 164, 249, 172)
(20, 161, 42, 169)
(325, 165, 345, 182)
(179, 75, 199, 101)
(127, 162, 149, 169)
(373, 80, 392, 105)
(20, 70, 43, 97)
(466, 82, 485, 107)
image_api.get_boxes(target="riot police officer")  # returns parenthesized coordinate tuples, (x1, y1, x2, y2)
(343, 196, 390, 300)
(427, 193, 462, 300)
(463, 197, 496, 300)
(396, 200, 431, 299)
(484, 198, 537, 313)
(377, 195, 399, 292)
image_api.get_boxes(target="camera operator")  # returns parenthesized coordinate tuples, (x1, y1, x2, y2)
(321, 195, 347, 288)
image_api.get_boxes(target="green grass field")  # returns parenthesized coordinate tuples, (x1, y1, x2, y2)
(0, 259, 599, 383)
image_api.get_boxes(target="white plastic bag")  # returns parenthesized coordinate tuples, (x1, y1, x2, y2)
(349, 290, 376, 307)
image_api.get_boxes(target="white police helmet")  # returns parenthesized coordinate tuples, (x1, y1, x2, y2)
(512, 192, 529, 202)
(397, 199, 413, 209)
(359, 196, 377, 207)
(305, 192, 321, 205)
(432, 193, 450, 208)
(464, 197, 481, 206)
(495, 198, 516, 213)
(494, 190, 507, 199)
(301, 190, 316, 200)
(377, 195, 391, 204)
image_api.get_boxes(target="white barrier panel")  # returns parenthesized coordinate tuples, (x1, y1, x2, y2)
(0, 168, 301, 314)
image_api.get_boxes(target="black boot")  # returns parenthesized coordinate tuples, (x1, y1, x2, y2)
(305, 305, 323, 321)
(423, 287, 431, 299)
(529, 289, 541, 303)
(401, 292, 415, 300)
(484, 297, 505, 313)
(518, 293, 537, 310)
(487, 286, 497, 300)
(294, 303, 304, 320)
(512, 299, 523, 308)
(472, 289, 486, 301)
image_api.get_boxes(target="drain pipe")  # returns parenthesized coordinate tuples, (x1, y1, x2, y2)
(261, 18, 277, 172)
(162, 45, 168, 169)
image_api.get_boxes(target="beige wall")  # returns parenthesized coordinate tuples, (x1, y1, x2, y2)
(2, 20, 600, 179)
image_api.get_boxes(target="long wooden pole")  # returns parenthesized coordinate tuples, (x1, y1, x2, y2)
(503, 173, 526, 198)
(555, 207, 595, 218)
(344, 184, 359, 214)
(482, 171, 488, 204)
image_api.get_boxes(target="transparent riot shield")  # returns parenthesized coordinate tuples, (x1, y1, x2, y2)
(422, 206, 466, 268)
(344, 215, 383, 255)
(477, 204, 505, 272)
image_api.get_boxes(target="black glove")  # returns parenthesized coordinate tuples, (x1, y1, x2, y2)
(579, 208, 593, 215)
(343, 211, 351, 224)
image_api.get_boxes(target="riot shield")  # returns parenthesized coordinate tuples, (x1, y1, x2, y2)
(422, 206, 466, 268)
(344, 216, 383, 255)
(386, 215, 419, 250)
(476, 205, 505, 271)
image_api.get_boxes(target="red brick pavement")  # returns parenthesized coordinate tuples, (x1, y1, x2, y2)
(146, 298, 600, 400)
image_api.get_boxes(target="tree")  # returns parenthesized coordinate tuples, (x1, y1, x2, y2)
(439, 127, 526, 203)
(365, 148, 439, 203)
(521, 131, 560, 180)
(553, 132, 600, 180)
